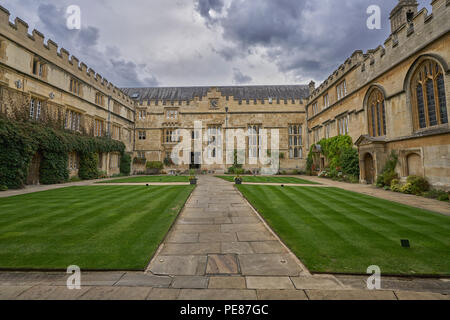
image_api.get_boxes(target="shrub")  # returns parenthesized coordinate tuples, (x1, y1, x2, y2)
(146, 161, 164, 170)
(120, 153, 131, 176)
(78, 153, 99, 180)
(391, 179, 402, 192)
(69, 176, 82, 182)
(383, 171, 399, 187)
(423, 189, 449, 201)
(400, 183, 414, 194)
(0, 185, 8, 191)
(406, 175, 430, 195)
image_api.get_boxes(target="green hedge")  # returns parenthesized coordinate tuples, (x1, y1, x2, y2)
(120, 153, 131, 176)
(0, 117, 125, 189)
(79, 153, 99, 180)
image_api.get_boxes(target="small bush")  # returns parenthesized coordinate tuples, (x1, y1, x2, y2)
(120, 153, 131, 176)
(406, 175, 430, 195)
(69, 176, 82, 182)
(0, 185, 8, 191)
(383, 186, 390, 191)
(383, 171, 399, 187)
(423, 189, 449, 201)
(146, 161, 164, 169)
(400, 183, 414, 194)
(391, 179, 402, 192)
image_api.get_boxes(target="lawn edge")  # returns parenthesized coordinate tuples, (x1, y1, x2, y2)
(235, 184, 450, 278)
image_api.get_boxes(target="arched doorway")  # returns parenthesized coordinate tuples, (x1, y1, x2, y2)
(364, 153, 375, 184)
(26, 152, 41, 185)
(407, 153, 422, 176)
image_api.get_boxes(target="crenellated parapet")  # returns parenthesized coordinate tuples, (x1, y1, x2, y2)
(307, 0, 450, 104)
(0, 5, 135, 108)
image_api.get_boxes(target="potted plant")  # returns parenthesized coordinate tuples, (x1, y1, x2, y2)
(234, 168, 243, 185)
(189, 169, 197, 185)
(146, 161, 164, 175)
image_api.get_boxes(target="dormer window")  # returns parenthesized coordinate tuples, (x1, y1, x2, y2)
(166, 109, 178, 119)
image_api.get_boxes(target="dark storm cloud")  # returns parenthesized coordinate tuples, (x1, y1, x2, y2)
(202, 0, 400, 81)
(36, 3, 157, 87)
(232, 68, 252, 84)
(194, 0, 225, 23)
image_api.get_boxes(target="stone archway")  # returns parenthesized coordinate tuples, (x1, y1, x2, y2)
(364, 153, 375, 184)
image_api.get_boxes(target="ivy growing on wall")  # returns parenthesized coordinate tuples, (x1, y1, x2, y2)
(306, 135, 359, 178)
(0, 116, 125, 189)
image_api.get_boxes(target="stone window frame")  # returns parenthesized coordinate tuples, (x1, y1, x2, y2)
(336, 80, 347, 101)
(163, 128, 180, 144)
(138, 130, 147, 140)
(94, 118, 105, 137)
(288, 124, 303, 159)
(337, 114, 349, 136)
(248, 124, 261, 160)
(206, 125, 222, 159)
(323, 93, 329, 109)
(29, 97, 43, 121)
(32, 56, 47, 80)
(64, 108, 83, 132)
(366, 87, 387, 137)
(410, 59, 448, 130)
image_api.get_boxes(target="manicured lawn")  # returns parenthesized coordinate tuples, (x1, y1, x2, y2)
(216, 175, 319, 184)
(237, 185, 450, 276)
(0, 185, 194, 270)
(98, 175, 189, 183)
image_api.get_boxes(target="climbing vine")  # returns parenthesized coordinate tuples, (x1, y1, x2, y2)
(0, 116, 125, 189)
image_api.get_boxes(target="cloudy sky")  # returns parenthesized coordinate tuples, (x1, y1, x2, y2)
(1, 0, 431, 88)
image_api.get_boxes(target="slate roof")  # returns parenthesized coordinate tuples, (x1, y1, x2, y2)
(121, 85, 310, 103)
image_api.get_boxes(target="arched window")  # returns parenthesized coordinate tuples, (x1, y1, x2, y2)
(411, 60, 448, 129)
(367, 88, 386, 137)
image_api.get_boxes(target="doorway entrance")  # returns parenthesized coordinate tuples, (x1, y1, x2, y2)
(190, 152, 201, 170)
(364, 153, 375, 184)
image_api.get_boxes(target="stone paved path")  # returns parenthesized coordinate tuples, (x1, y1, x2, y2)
(0, 175, 449, 300)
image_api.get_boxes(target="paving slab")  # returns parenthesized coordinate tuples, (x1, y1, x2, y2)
(206, 254, 240, 275)
(0, 272, 66, 286)
(237, 231, 276, 242)
(221, 242, 254, 254)
(231, 217, 261, 224)
(208, 277, 247, 289)
(114, 273, 172, 287)
(147, 288, 181, 300)
(79, 286, 151, 300)
(305, 289, 397, 300)
(291, 275, 344, 290)
(221, 223, 266, 233)
(160, 243, 221, 255)
(167, 232, 199, 243)
(16, 285, 90, 300)
(199, 232, 237, 243)
(246, 277, 294, 290)
(0, 286, 32, 300)
(175, 224, 221, 233)
(238, 254, 302, 276)
(171, 276, 209, 289)
(178, 218, 215, 225)
(250, 241, 288, 254)
(394, 291, 450, 300)
(148, 255, 207, 276)
(381, 277, 450, 294)
(48, 272, 126, 286)
(257, 289, 309, 300)
(178, 289, 257, 300)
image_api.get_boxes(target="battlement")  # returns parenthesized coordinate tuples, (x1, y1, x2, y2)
(0, 5, 135, 108)
(307, 0, 450, 103)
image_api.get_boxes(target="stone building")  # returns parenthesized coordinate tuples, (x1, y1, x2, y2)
(0, 6, 135, 181)
(122, 86, 309, 174)
(305, 0, 450, 190)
